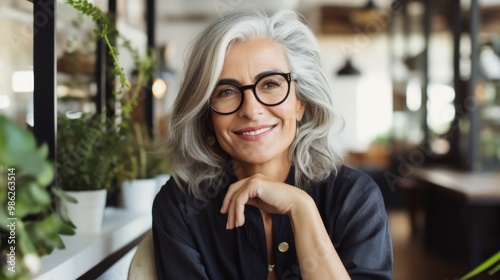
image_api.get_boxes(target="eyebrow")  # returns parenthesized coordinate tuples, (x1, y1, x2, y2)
(217, 69, 287, 85)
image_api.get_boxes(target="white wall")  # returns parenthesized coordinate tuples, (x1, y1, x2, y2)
(156, 22, 207, 114)
(318, 34, 392, 153)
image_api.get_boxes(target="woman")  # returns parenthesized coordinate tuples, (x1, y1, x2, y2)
(153, 9, 392, 280)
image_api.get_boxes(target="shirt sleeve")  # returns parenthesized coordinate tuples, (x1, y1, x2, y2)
(331, 171, 393, 280)
(152, 181, 209, 280)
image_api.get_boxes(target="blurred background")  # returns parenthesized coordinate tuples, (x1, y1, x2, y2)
(1, 0, 499, 279)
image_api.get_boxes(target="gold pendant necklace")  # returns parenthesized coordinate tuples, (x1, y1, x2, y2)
(268, 264, 275, 272)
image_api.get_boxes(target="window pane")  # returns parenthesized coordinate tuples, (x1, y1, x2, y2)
(0, 1, 34, 126)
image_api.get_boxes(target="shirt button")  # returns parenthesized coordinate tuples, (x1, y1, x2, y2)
(278, 242, 289, 252)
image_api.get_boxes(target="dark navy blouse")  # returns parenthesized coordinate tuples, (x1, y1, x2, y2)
(152, 165, 393, 279)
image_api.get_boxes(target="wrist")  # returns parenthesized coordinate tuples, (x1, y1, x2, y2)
(288, 191, 316, 220)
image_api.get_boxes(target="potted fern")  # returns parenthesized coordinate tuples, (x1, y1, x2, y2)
(56, 0, 154, 232)
(56, 114, 122, 233)
(0, 115, 75, 280)
(116, 122, 169, 212)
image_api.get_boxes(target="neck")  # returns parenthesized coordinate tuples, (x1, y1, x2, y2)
(232, 157, 291, 182)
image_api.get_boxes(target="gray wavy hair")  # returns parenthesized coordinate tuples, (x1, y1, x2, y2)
(166, 9, 343, 199)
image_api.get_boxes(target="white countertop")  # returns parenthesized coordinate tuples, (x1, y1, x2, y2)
(33, 208, 151, 280)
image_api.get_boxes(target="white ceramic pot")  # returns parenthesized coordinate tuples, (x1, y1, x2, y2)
(62, 189, 107, 234)
(121, 178, 158, 212)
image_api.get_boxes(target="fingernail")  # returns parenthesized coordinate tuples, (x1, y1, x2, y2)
(220, 206, 223, 213)
(226, 222, 229, 230)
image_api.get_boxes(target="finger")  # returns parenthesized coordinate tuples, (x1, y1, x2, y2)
(233, 188, 249, 228)
(230, 179, 262, 228)
(223, 180, 247, 229)
(226, 184, 248, 229)
(220, 179, 246, 214)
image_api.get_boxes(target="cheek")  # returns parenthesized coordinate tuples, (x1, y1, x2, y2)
(296, 101, 305, 120)
(281, 100, 301, 122)
(211, 115, 232, 139)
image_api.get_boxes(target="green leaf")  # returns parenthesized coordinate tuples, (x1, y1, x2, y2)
(0, 115, 37, 165)
(489, 262, 500, 276)
(0, 209, 9, 230)
(37, 143, 49, 158)
(15, 220, 38, 254)
(460, 250, 500, 280)
(52, 187, 78, 203)
(36, 161, 54, 187)
(24, 214, 72, 254)
(16, 188, 44, 218)
(28, 182, 51, 205)
(15, 151, 48, 179)
(58, 218, 76, 236)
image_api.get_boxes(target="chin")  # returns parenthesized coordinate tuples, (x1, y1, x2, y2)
(236, 154, 272, 165)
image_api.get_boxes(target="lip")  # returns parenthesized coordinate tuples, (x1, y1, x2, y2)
(234, 124, 277, 140)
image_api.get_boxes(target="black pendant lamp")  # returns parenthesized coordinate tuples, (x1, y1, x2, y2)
(336, 58, 361, 76)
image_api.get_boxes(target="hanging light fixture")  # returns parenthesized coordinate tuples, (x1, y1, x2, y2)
(349, 0, 383, 26)
(154, 44, 176, 99)
(336, 57, 361, 76)
(152, 78, 167, 98)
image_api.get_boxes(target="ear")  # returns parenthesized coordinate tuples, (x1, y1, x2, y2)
(207, 117, 214, 131)
(296, 99, 306, 122)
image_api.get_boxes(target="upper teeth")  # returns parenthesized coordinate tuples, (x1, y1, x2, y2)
(242, 127, 272, 136)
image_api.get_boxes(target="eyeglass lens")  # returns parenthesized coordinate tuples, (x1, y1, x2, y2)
(210, 73, 290, 114)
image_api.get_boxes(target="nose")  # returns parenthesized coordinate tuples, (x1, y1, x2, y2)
(237, 88, 265, 119)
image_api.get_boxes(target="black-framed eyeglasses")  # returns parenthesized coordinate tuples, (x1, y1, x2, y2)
(209, 72, 293, 115)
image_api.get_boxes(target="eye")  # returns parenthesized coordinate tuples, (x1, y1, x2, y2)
(262, 79, 281, 88)
(257, 76, 286, 92)
(219, 88, 236, 96)
(213, 85, 239, 98)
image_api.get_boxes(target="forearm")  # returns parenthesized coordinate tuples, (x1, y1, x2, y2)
(289, 195, 350, 280)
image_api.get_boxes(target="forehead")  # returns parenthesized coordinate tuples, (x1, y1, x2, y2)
(221, 38, 289, 78)
(226, 37, 286, 60)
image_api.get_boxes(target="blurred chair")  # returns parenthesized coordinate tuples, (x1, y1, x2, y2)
(128, 230, 157, 280)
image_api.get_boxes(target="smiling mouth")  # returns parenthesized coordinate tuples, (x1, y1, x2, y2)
(236, 125, 276, 136)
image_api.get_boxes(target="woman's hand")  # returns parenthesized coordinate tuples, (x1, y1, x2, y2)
(221, 173, 350, 279)
(220, 173, 310, 229)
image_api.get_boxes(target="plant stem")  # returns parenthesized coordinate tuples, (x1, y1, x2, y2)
(460, 250, 500, 280)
